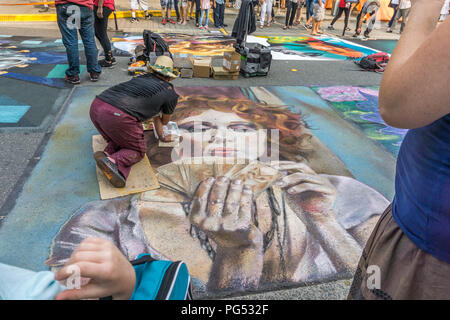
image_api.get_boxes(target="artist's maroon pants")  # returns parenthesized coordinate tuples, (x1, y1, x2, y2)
(90, 97, 146, 179)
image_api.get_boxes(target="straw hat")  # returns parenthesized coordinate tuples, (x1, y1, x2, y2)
(150, 55, 179, 79)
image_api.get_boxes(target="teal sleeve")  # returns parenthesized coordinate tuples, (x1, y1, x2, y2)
(0, 263, 66, 300)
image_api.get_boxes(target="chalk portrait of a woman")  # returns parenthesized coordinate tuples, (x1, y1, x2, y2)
(47, 87, 389, 297)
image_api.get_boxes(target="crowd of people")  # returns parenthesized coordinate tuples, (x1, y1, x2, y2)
(123, 0, 427, 38)
(52, 0, 432, 85)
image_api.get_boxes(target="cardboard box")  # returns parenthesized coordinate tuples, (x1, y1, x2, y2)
(212, 66, 239, 80)
(173, 53, 194, 69)
(223, 51, 241, 72)
(180, 68, 194, 78)
(193, 57, 212, 78)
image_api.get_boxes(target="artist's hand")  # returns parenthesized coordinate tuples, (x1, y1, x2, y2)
(189, 177, 263, 250)
(97, 7, 103, 19)
(272, 161, 337, 221)
(160, 134, 178, 143)
(54, 238, 136, 300)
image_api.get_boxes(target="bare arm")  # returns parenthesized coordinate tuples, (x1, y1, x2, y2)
(152, 115, 176, 142)
(97, 0, 104, 18)
(152, 115, 164, 138)
(379, 0, 450, 129)
(161, 113, 171, 125)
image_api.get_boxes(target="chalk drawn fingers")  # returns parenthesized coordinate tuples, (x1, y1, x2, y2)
(189, 176, 215, 226)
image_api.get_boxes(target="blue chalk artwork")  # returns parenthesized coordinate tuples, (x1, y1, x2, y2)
(0, 95, 30, 123)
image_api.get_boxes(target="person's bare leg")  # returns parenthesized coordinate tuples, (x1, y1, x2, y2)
(182, 5, 188, 24)
(317, 20, 323, 33)
(311, 20, 317, 34)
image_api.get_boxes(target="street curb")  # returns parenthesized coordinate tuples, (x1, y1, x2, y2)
(0, 8, 337, 22)
(0, 10, 194, 22)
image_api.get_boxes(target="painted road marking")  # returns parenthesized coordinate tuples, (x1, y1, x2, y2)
(46, 64, 87, 78)
(0, 105, 30, 123)
(20, 40, 43, 45)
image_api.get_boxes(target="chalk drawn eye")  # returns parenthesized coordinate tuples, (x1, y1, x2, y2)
(179, 122, 213, 133)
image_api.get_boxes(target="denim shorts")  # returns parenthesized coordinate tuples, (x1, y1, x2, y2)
(160, 0, 175, 8)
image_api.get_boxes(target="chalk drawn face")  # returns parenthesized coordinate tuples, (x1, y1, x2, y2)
(176, 109, 268, 161)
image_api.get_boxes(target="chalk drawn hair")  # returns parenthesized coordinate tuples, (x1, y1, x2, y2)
(147, 95, 313, 168)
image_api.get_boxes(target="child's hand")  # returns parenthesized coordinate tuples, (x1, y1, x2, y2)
(54, 238, 136, 300)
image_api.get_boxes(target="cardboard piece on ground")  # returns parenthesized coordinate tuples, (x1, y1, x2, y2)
(223, 51, 241, 72)
(212, 66, 239, 80)
(193, 57, 212, 78)
(92, 135, 160, 200)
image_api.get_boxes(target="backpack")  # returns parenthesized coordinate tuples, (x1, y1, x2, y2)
(355, 52, 390, 73)
(99, 254, 193, 300)
(143, 30, 172, 61)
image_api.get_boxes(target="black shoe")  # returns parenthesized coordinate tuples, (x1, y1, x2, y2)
(145, 13, 153, 19)
(352, 32, 360, 38)
(99, 56, 117, 68)
(65, 74, 80, 84)
(222, 23, 228, 27)
(99, 59, 113, 68)
(94, 151, 126, 188)
(130, 17, 139, 23)
(90, 72, 100, 82)
(328, 25, 335, 30)
(363, 30, 370, 38)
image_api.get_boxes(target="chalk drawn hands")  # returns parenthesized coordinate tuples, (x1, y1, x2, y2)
(272, 161, 337, 220)
(189, 176, 263, 250)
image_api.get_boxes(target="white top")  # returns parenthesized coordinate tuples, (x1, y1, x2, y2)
(399, 0, 411, 9)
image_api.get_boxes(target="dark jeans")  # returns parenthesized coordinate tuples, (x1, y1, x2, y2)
(285, 1, 298, 26)
(388, 4, 399, 28)
(305, 0, 314, 21)
(195, 0, 201, 23)
(94, 6, 113, 56)
(213, 3, 225, 27)
(331, 7, 350, 26)
(90, 98, 146, 179)
(56, 3, 101, 76)
(174, 0, 180, 19)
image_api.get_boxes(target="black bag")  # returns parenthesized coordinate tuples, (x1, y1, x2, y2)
(235, 42, 272, 77)
(143, 30, 172, 61)
(355, 52, 390, 73)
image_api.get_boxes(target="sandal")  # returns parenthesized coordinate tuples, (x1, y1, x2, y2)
(259, 25, 264, 29)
